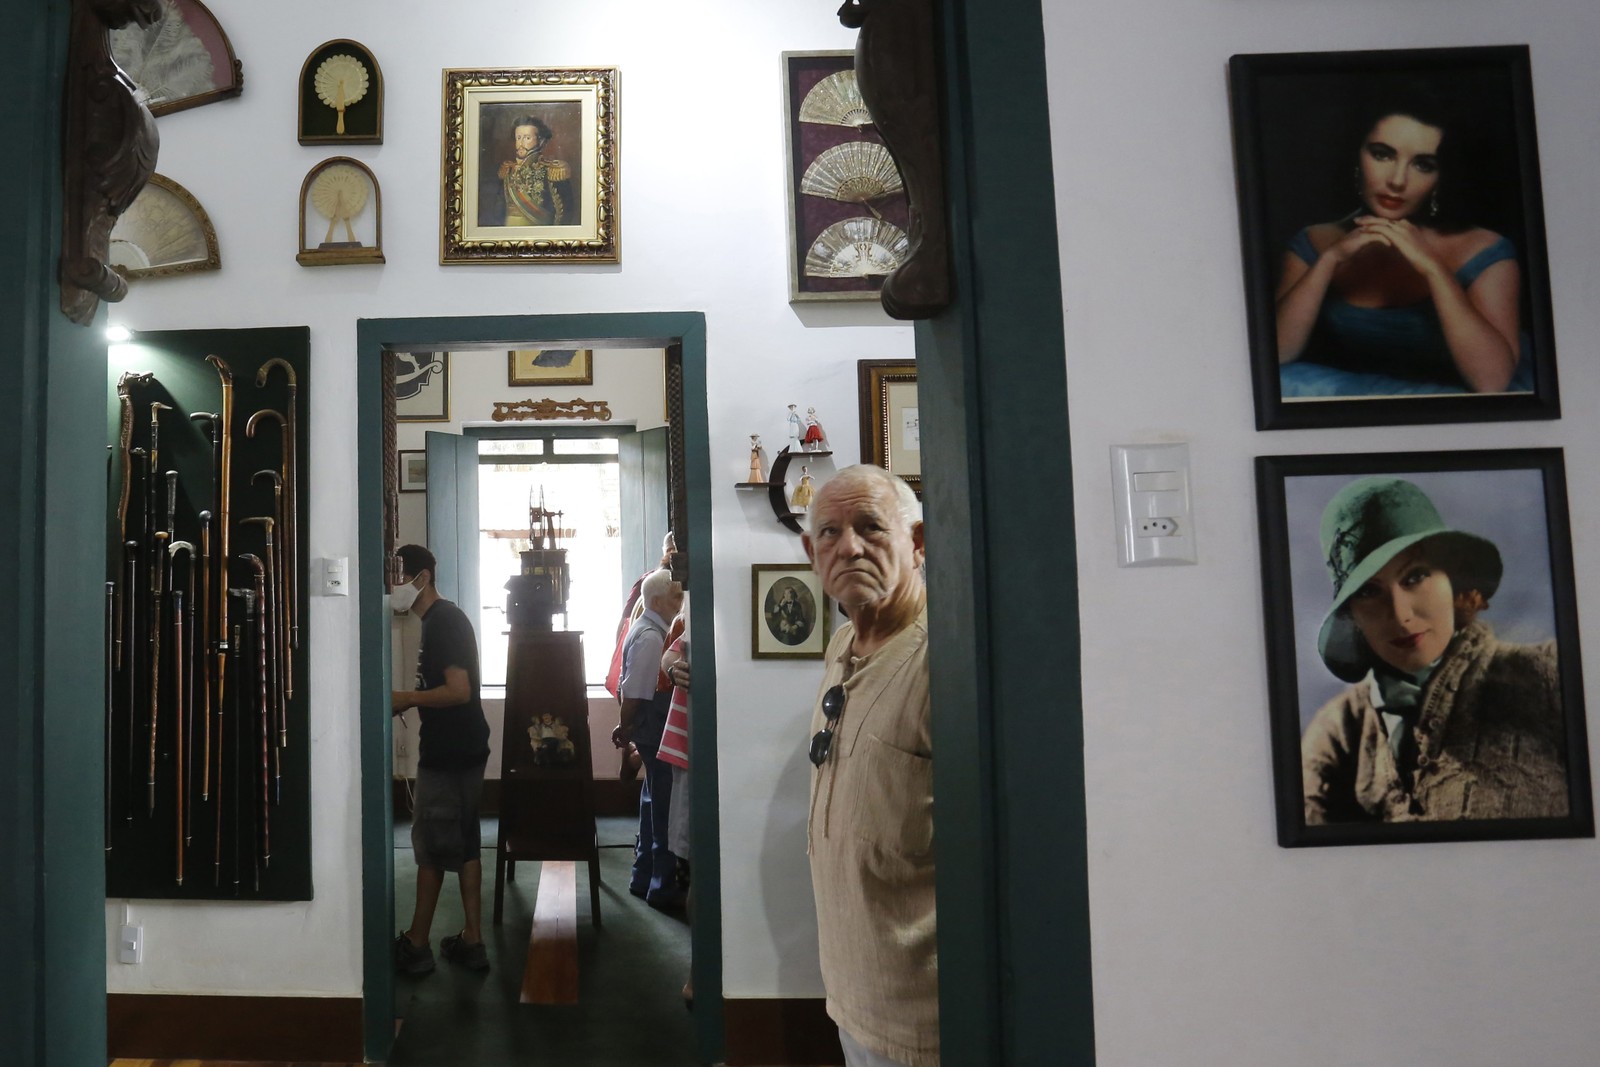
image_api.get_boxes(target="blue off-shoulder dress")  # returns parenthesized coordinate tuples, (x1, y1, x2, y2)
(1279, 227, 1534, 398)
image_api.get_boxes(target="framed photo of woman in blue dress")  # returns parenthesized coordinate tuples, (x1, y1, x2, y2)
(1230, 46, 1559, 430)
(1255, 449, 1592, 847)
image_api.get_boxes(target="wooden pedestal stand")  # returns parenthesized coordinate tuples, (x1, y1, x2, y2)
(494, 628, 601, 1002)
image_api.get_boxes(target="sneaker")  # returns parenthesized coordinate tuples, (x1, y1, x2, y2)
(395, 932, 435, 976)
(440, 932, 490, 971)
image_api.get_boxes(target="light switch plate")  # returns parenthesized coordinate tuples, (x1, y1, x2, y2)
(1111, 443, 1197, 567)
(320, 556, 349, 597)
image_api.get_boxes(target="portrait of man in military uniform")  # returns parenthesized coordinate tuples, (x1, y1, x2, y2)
(474, 102, 583, 228)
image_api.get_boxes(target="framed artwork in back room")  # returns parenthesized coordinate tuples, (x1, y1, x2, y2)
(1229, 45, 1559, 429)
(1255, 448, 1591, 847)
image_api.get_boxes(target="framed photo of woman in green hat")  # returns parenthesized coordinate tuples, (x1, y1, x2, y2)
(1256, 449, 1593, 847)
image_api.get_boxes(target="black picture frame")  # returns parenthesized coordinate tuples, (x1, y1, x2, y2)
(1229, 45, 1559, 430)
(1256, 448, 1592, 847)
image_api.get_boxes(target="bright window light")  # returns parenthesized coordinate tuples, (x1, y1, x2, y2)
(105, 325, 132, 343)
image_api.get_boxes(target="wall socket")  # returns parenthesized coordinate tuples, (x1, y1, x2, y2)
(1137, 517, 1179, 537)
(117, 923, 142, 964)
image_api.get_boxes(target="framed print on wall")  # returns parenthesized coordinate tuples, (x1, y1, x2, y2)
(298, 39, 384, 145)
(783, 51, 912, 302)
(508, 348, 593, 386)
(398, 449, 426, 492)
(440, 67, 619, 264)
(1229, 45, 1559, 430)
(109, 0, 244, 117)
(752, 564, 832, 659)
(1255, 448, 1592, 848)
(394, 352, 449, 422)
(858, 359, 920, 496)
(108, 174, 221, 280)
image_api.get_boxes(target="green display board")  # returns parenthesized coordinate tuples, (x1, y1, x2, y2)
(104, 326, 312, 901)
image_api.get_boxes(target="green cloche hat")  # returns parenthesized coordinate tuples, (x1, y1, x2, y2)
(1316, 477, 1501, 682)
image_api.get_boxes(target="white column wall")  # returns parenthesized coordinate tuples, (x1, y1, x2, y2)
(1045, 3, 1600, 1063)
(105, 0, 907, 998)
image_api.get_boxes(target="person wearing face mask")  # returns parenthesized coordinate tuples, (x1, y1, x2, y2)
(390, 544, 492, 974)
(1302, 478, 1568, 824)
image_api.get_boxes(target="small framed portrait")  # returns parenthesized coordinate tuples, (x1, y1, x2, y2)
(298, 40, 383, 145)
(394, 352, 449, 422)
(783, 51, 912, 302)
(398, 450, 427, 492)
(1229, 45, 1559, 429)
(109, 174, 221, 280)
(440, 67, 619, 265)
(1256, 449, 1592, 847)
(109, 0, 244, 117)
(752, 564, 832, 660)
(858, 359, 920, 496)
(508, 348, 593, 386)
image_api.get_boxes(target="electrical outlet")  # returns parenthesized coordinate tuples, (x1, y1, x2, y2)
(118, 923, 143, 964)
(1137, 517, 1178, 537)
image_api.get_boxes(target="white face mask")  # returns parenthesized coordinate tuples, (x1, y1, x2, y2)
(391, 575, 422, 614)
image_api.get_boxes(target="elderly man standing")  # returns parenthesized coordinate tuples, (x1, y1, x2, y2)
(802, 465, 937, 1067)
(614, 567, 686, 907)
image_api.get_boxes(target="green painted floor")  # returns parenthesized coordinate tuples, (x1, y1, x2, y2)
(390, 815, 699, 1066)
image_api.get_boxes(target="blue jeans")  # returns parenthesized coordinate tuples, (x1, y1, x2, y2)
(631, 746, 680, 901)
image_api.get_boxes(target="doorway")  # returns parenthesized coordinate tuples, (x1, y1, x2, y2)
(356, 312, 722, 1063)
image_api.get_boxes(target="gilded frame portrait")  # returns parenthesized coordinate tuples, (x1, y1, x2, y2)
(1256, 448, 1591, 848)
(752, 564, 832, 660)
(507, 349, 593, 387)
(858, 359, 921, 496)
(1230, 45, 1559, 430)
(440, 67, 619, 265)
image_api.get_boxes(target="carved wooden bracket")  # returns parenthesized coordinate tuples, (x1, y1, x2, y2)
(839, 0, 951, 320)
(491, 398, 615, 422)
(61, 0, 161, 325)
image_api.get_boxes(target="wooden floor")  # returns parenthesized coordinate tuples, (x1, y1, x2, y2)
(110, 1060, 361, 1066)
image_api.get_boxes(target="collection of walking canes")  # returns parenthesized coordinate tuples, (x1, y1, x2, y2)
(110, 356, 301, 895)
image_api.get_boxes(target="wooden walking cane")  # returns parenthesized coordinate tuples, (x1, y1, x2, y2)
(171, 583, 185, 885)
(149, 525, 166, 817)
(206, 358, 234, 771)
(170, 540, 196, 863)
(115, 372, 153, 670)
(252, 471, 290, 710)
(256, 359, 299, 654)
(241, 559, 272, 873)
(230, 613, 244, 894)
(123, 540, 138, 821)
(246, 410, 291, 751)
(241, 522, 281, 807)
(197, 510, 212, 802)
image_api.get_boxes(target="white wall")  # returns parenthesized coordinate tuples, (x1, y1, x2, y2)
(106, 0, 909, 999)
(1046, 3, 1600, 1063)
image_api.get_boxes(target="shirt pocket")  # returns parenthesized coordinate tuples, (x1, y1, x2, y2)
(852, 734, 934, 858)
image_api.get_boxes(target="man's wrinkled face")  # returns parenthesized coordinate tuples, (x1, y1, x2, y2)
(804, 479, 923, 613)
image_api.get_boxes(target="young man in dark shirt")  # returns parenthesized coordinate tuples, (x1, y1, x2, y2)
(390, 544, 492, 974)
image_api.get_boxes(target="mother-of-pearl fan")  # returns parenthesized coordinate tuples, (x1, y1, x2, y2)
(109, 184, 208, 267)
(804, 217, 909, 278)
(800, 142, 903, 204)
(799, 70, 874, 128)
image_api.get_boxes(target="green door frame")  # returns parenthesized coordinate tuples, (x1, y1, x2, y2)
(920, 1, 1096, 1063)
(3, 3, 113, 1064)
(355, 313, 725, 1062)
